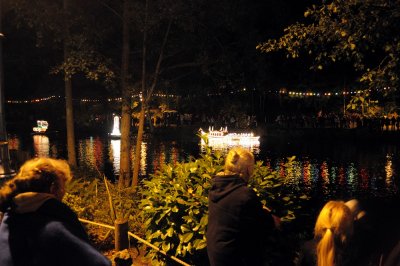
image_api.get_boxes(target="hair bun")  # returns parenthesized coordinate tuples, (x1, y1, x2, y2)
(230, 152, 240, 164)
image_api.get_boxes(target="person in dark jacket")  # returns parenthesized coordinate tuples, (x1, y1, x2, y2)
(0, 158, 111, 266)
(206, 147, 277, 266)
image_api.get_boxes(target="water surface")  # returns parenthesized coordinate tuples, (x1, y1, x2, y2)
(7, 130, 399, 201)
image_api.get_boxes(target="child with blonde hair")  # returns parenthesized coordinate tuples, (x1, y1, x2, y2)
(297, 200, 354, 266)
(223, 146, 255, 181)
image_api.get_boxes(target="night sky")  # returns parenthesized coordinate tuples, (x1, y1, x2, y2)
(1, 0, 329, 101)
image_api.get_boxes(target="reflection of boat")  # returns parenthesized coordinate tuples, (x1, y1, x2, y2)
(33, 120, 48, 134)
(199, 126, 260, 148)
(33, 135, 50, 157)
(110, 139, 121, 173)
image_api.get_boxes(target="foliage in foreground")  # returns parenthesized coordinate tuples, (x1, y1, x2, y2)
(138, 145, 308, 265)
(62, 144, 308, 265)
(64, 169, 144, 242)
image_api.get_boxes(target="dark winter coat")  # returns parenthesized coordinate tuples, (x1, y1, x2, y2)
(0, 194, 111, 266)
(206, 174, 274, 266)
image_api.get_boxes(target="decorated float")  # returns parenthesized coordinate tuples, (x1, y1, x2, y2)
(199, 126, 260, 149)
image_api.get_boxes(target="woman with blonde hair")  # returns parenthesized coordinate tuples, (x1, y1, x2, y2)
(206, 147, 278, 266)
(0, 158, 111, 266)
(297, 200, 354, 266)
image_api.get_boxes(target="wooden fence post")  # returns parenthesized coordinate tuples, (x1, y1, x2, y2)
(114, 219, 132, 266)
(114, 218, 129, 251)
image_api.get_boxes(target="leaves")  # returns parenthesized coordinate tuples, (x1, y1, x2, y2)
(257, 0, 400, 90)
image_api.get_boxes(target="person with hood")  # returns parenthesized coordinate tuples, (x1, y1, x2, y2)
(206, 147, 278, 266)
(0, 158, 111, 266)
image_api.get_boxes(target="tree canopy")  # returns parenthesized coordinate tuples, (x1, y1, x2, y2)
(257, 0, 400, 91)
(4, 0, 314, 100)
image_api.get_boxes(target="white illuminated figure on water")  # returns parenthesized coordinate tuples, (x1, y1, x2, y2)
(110, 115, 121, 137)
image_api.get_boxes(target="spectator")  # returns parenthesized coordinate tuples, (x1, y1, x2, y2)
(344, 199, 366, 222)
(0, 158, 111, 266)
(206, 147, 279, 266)
(297, 200, 355, 266)
(344, 199, 381, 265)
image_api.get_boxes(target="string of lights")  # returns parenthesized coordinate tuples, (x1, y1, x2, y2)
(207, 86, 394, 97)
(5, 87, 394, 104)
(6, 95, 126, 104)
(6, 93, 183, 104)
(280, 86, 393, 97)
(6, 95, 61, 104)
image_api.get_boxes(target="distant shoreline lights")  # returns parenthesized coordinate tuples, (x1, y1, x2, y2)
(5, 87, 394, 104)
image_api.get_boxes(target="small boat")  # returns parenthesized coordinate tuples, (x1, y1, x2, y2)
(32, 120, 49, 134)
(199, 126, 260, 147)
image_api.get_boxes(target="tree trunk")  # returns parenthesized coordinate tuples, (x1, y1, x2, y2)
(131, 15, 172, 188)
(132, 0, 148, 188)
(65, 77, 76, 167)
(132, 106, 145, 187)
(0, 0, 15, 179)
(64, 0, 76, 167)
(119, 0, 131, 188)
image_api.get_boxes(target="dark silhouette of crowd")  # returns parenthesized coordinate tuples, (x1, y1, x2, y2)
(275, 112, 400, 131)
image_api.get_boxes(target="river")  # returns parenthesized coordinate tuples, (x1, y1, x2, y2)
(7, 127, 399, 202)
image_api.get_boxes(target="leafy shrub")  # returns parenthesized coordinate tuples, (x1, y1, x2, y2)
(138, 145, 308, 265)
(64, 173, 144, 242)
(250, 156, 308, 221)
(138, 148, 223, 265)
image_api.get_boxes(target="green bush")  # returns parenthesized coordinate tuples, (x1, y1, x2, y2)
(138, 146, 308, 265)
(64, 172, 144, 239)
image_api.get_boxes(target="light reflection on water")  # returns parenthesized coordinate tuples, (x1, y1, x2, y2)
(33, 135, 50, 158)
(7, 134, 399, 199)
(110, 139, 120, 174)
(200, 142, 260, 155)
(385, 154, 393, 186)
(74, 137, 186, 178)
(267, 156, 397, 199)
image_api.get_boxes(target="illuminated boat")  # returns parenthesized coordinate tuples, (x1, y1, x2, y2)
(199, 126, 260, 147)
(32, 120, 48, 134)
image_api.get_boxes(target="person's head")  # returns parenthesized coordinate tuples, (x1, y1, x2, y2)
(314, 200, 354, 266)
(0, 158, 72, 211)
(345, 199, 366, 221)
(224, 147, 255, 182)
